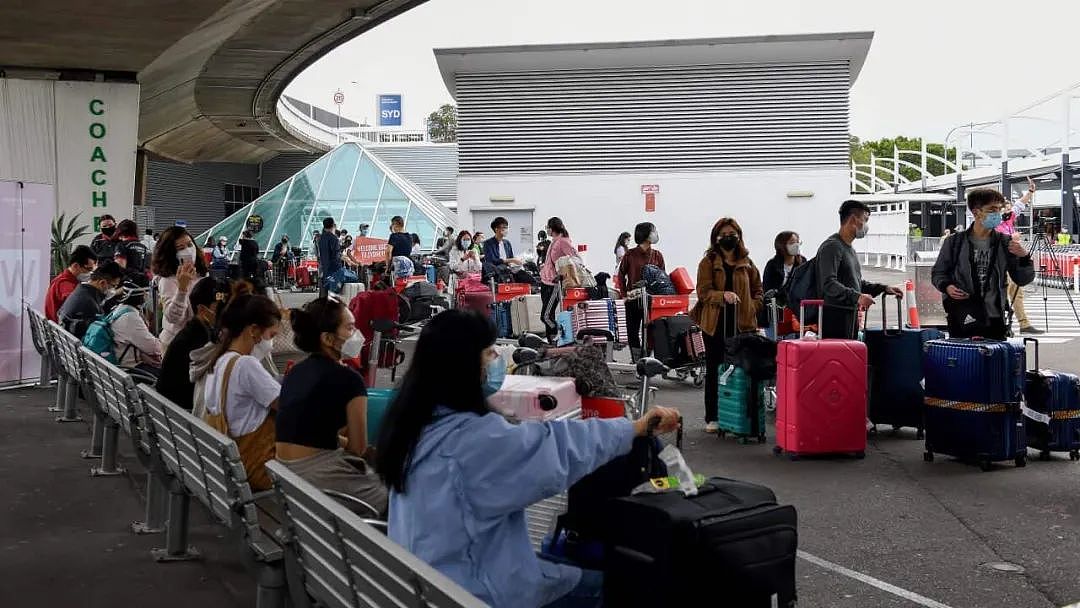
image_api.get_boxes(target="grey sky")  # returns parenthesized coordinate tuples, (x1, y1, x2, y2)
(287, 0, 1080, 146)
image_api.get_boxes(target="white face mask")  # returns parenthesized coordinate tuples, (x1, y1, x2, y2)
(340, 331, 366, 359)
(855, 221, 869, 239)
(786, 243, 800, 257)
(648, 230, 660, 245)
(251, 336, 274, 361)
(176, 247, 197, 265)
(77, 272, 92, 282)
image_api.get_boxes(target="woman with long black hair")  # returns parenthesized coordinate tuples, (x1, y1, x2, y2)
(377, 310, 679, 608)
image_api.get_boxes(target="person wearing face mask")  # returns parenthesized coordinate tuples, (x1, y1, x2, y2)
(932, 188, 1035, 340)
(539, 217, 578, 339)
(376, 310, 681, 608)
(105, 277, 163, 377)
(276, 298, 387, 516)
(58, 261, 125, 338)
(211, 236, 232, 279)
(156, 277, 230, 411)
(690, 218, 763, 434)
(90, 214, 118, 263)
(448, 230, 482, 277)
(152, 226, 209, 348)
(45, 245, 96, 322)
(190, 285, 282, 490)
(758, 231, 806, 329)
(617, 222, 666, 360)
(816, 200, 903, 340)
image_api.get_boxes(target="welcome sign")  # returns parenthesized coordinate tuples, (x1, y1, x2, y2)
(54, 81, 139, 240)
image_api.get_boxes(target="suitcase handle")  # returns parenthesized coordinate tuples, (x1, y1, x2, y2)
(799, 300, 825, 338)
(880, 293, 904, 332)
(1024, 337, 1039, 373)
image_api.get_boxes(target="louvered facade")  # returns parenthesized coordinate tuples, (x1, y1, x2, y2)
(455, 61, 850, 175)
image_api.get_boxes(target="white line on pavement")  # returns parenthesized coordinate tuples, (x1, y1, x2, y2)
(798, 550, 954, 608)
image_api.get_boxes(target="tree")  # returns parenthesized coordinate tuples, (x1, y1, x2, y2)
(850, 136, 958, 192)
(426, 104, 458, 143)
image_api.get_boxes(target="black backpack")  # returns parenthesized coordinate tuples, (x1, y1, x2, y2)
(782, 257, 819, 325)
(586, 272, 611, 300)
(116, 240, 150, 274)
(402, 281, 439, 322)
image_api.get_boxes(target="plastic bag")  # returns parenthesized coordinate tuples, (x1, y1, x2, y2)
(631, 444, 700, 496)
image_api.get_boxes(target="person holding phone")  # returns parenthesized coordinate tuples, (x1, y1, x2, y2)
(932, 188, 1035, 340)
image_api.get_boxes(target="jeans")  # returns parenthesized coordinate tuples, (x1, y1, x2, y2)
(539, 560, 604, 608)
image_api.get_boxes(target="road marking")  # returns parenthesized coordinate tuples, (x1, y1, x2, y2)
(798, 550, 954, 608)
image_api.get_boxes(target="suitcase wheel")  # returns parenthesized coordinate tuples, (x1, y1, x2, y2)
(1039, 450, 1052, 462)
(736, 436, 749, 445)
(979, 458, 993, 472)
(923, 451, 934, 463)
(772, 445, 783, 456)
(867, 425, 878, 437)
(787, 453, 800, 462)
(1070, 450, 1079, 462)
(854, 451, 865, 460)
(1015, 454, 1027, 468)
(758, 433, 767, 444)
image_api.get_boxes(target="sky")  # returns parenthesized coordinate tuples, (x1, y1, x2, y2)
(286, 0, 1080, 148)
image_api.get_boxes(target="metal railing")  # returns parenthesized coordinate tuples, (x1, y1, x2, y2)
(277, 96, 428, 150)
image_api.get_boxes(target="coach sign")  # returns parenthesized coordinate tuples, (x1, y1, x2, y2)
(55, 81, 139, 239)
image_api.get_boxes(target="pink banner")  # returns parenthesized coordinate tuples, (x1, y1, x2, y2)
(0, 181, 53, 385)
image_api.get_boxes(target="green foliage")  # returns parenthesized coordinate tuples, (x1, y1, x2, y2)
(50, 213, 91, 276)
(850, 136, 959, 192)
(426, 104, 458, 143)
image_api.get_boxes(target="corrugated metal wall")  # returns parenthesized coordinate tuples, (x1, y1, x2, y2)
(0, 79, 56, 184)
(365, 144, 458, 204)
(455, 61, 851, 174)
(144, 158, 257, 238)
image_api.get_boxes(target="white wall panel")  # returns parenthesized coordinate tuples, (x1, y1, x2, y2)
(0, 79, 56, 184)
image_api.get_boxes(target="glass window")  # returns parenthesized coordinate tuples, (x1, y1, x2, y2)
(407, 205, 436, 250)
(305, 144, 360, 244)
(272, 154, 333, 253)
(371, 180, 410, 240)
(340, 153, 383, 235)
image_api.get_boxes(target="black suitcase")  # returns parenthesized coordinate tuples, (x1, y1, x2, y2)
(599, 477, 798, 607)
(648, 314, 695, 367)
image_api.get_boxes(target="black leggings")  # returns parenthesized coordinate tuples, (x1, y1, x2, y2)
(702, 330, 727, 423)
(540, 283, 558, 336)
(626, 300, 645, 352)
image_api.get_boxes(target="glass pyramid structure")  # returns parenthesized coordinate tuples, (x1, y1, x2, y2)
(198, 143, 457, 252)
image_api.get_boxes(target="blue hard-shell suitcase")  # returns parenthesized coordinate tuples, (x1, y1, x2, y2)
(491, 301, 513, 339)
(1023, 340, 1080, 461)
(922, 338, 1029, 470)
(865, 296, 931, 437)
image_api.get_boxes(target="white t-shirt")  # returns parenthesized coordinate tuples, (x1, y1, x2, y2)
(499, 240, 510, 261)
(202, 352, 280, 436)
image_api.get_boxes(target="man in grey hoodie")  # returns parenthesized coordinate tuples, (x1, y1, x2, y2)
(932, 188, 1035, 340)
(816, 200, 903, 339)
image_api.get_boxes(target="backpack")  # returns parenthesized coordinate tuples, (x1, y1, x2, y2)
(402, 281, 439, 322)
(586, 273, 611, 300)
(116, 240, 150, 274)
(782, 257, 819, 325)
(82, 307, 135, 365)
(642, 264, 676, 295)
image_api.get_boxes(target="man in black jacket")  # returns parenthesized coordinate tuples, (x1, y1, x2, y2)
(932, 188, 1035, 340)
(816, 201, 903, 339)
(57, 261, 124, 338)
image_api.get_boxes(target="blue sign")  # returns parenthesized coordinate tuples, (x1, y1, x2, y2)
(377, 94, 402, 127)
(174, 220, 187, 228)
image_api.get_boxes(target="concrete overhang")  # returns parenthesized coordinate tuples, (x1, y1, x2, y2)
(0, 0, 428, 164)
(435, 31, 874, 99)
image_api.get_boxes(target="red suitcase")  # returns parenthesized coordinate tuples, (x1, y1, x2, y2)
(669, 267, 695, 295)
(774, 300, 867, 459)
(458, 290, 494, 314)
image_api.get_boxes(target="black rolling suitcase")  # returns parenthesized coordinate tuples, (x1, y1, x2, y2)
(598, 477, 798, 607)
(648, 313, 695, 367)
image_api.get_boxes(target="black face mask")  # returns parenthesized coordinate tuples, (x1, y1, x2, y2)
(101, 226, 116, 236)
(718, 235, 739, 251)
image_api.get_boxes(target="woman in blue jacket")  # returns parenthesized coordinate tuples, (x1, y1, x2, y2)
(377, 310, 680, 608)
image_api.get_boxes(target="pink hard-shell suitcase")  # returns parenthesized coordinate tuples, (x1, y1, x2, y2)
(487, 375, 582, 421)
(774, 300, 867, 459)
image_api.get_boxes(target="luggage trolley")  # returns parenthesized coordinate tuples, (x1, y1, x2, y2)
(637, 288, 704, 387)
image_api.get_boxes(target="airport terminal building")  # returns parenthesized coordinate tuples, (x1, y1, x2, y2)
(436, 32, 873, 271)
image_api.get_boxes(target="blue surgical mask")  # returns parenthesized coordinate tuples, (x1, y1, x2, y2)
(482, 355, 507, 398)
(461, 239, 472, 249)
(982, 211, 1003, 230)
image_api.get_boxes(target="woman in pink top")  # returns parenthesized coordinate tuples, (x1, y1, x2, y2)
(539, 217, 578, 338)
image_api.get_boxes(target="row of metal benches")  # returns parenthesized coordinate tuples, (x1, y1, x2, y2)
(24, 306, 489, 608)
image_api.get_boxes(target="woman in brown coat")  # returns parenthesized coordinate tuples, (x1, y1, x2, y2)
(690, 218, 763, 433)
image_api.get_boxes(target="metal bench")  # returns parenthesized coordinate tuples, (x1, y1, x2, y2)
(138, 385, 288, 607)
(265, 460, 487, 608)
(43, 320, 84, 423)
(79, 348, 170, 533)
(25, 306, 54, 390)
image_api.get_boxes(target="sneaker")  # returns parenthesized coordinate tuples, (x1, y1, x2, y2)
(1020, 326, 1045, 335)
(704, 421, 720, 434)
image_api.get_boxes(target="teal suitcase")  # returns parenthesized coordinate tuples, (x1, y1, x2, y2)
(366, 388, 396, 444)
(716, 364, 766, 444)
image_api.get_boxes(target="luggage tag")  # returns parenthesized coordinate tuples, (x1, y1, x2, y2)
(719, 365, 735, 386)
